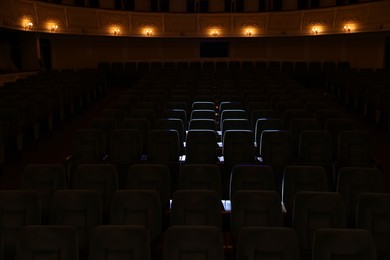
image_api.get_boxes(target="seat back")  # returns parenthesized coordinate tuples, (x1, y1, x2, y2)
(190, 109, 216, 121)
(123, 118, 150, 153)
(312, 229, 377, 260)
(148, 130, 180, 162)
(109, 190, 161, 241)
(282, 165, 328, 223)
(16, 225, 78, 260)
(155, 118, 185, 149)
(170, 190, 221, 228)
(356, 193, 390, 257)
(110, 129, 143, 162)
(229, 165, 275, 200)
(88, 225, 151, 260)
(90, 117, 116, 151)
(163, 226, 224, 260)
(236, 227, 300, 260)
(336, 167, 383, 227)
(72, 129, 106, 162)
(127, 164, 171, 210)
(221, 119, 250, 137)
(178, 164, 222, 197)
(0, 191, 41, 259)
(337, 131, 372, 166)
(292, 191, 346, 252)
(231, 191, 283, 242)
(188, 119, 216, 131)
(260, 130, 293, 166)
(185, 130, 218, 164)
(192, 101, 215, 111)
(73, 164, 118, 214)
(255, 118, 284, 147)
(21, 164, 66, 222)
(50, 190, 102, 253)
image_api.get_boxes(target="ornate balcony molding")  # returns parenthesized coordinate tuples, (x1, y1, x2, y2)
(1, 0, 390, 37)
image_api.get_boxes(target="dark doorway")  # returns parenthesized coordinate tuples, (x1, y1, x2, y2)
(39, 38, 52, 70)
(9, 32, 21, 71)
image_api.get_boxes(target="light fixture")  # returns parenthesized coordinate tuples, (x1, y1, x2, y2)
(145, 29, 153, 37)
(51, 24, 59, 32)
(24, 21, 33, 30)
(211, 30, 218, 36)
(246, 29, 252, 37)
(343, 25, 351, 33)
(312, 27, 318, 35)
(113, 28, 120, 36)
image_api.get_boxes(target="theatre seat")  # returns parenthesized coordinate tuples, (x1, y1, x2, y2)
(21, 164, 67, 224)
(88, 225, 151, 260)
(236, 227, 300, 260)
(16, 225, 78, 260)
(163, 226, 224, 260)
(312, 229, 376, 260)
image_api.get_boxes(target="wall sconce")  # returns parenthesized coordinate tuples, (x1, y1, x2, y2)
(312, 27, 318, 35)
(51, 24, 59, 32)
(24, 21, 33, 30)
(113, 28, 120, 36)
(211, 30, 219, 36)
(245, 29, 252, 37)
(343, 25, 351, 33)
(145, 29, 153, 36)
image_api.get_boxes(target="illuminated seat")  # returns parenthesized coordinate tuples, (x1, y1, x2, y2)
(190, 109, 216, 121)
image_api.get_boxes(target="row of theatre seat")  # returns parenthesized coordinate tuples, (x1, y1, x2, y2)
(326, 67, 390, 128)
(0, 69, 107, 167)
(53, 65, 386, 259)
(1, 162, 388, 259)
(98, 60, 353, 87)
(0, 224, 381, 260)
(67, 65, 378, 194)
(0, 63, 388, 259)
